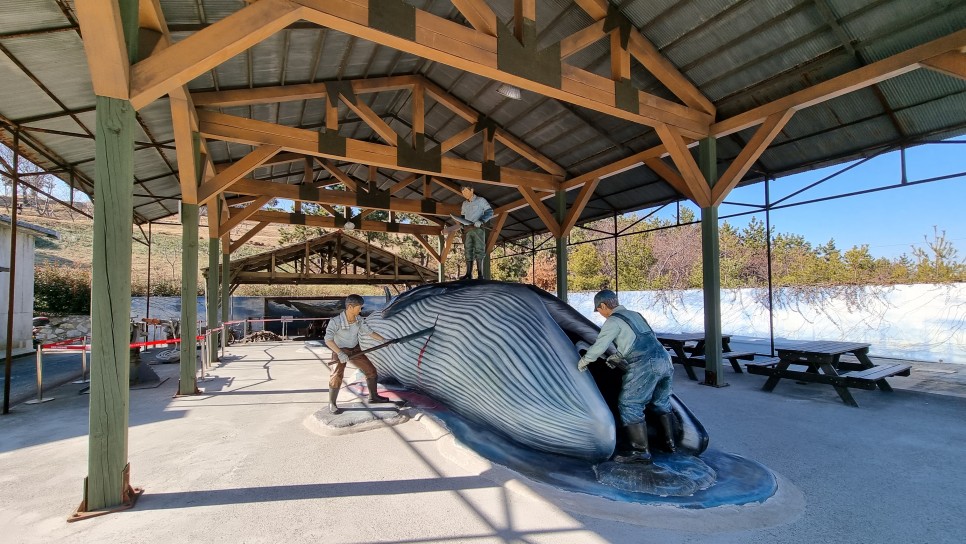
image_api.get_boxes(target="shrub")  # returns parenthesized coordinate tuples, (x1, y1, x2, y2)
(34, 265, 91, 314)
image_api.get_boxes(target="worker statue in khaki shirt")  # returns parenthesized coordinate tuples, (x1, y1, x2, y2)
(324, 294, 393, 414)
(577, 290, 676, 464)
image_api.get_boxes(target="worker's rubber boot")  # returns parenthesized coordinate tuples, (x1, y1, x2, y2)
(613, 422, 652, 464)
(475, 258, 485, 279)
(367, 376, 393, 403)
(658, 412, 677, 453)
(459, 260, 474, 280)
(328, 388, 343, 415)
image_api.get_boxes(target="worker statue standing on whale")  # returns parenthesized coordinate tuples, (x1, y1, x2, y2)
(577, 289, 676, 464)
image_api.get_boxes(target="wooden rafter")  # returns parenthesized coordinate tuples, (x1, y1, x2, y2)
(440, 230, 459, 263)
(560, 177, 600, 238)
(220, 195, 272, 233)
(319, 159, 357, 190)
(712, 110, 794, 206)
(129, 0, 303, 110)
(441, 125, 480, 153)
(519, 186, 560, 238)
(654, 124, 711, 208)
(197, 110, 558, 191)
(230, 221, 269, 253)
(191, 75, 415, 107)
(642, 157, 693, 201)
(197, 145, 281, 205)
(560, 20, 607, 60)
(247, 210, 442, 236)
(75, 0, 130, 100)
(227, 178, 462, 216)
(341, 96, 398, 146)
(486, 212, 508, 254)
(413, 234, 441, 263)
(711, 28, 966, 137)
(920, 51, 966, 81)
(451, 0, 498, 37)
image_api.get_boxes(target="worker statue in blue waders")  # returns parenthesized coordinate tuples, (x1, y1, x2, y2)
(324, 294, 394, 414)
(456, 185, 493, 280)
(577, 290, 676, 464)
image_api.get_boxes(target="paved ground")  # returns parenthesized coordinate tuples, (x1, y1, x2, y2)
(0, 341, 963, 544)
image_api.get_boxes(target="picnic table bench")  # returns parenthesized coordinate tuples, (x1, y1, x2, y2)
(655, 332, 755, 381)
(745, 341, 911, 407)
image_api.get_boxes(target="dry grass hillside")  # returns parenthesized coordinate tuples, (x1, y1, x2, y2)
(13, 203, 388, 296)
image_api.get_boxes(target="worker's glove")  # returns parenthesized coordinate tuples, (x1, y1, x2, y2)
(605, 353, 629, 371)
(337, 351, 349, 364)
(474, 221, 481, 228)
(577, 357, 592, 372)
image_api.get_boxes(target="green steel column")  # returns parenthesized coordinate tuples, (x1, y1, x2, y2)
(437, 235, 444, 282)
(221, 245, 230, 330)
(555, 190, 568, 302)
(84, 0, 138, 512)
(699, 137, 726, 387)
(207, 213, 220, 362)
(179, 201, 199, 395)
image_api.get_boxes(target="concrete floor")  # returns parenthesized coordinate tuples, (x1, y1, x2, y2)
(1, 341, 963, 544)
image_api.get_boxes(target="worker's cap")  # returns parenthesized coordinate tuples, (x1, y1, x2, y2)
(593, 290, 618, 311)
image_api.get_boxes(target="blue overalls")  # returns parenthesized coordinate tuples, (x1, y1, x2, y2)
(609, 311, 674, 426)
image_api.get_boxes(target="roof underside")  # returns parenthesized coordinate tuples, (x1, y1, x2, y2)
(1, 0, 964, 243)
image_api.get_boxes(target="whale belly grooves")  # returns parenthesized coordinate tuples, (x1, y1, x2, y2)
(360, 281, 707, 460)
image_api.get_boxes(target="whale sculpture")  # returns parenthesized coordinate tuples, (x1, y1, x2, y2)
(359, 280, 708, 462)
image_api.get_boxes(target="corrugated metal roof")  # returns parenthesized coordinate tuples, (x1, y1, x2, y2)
(0, 0, 962, 241)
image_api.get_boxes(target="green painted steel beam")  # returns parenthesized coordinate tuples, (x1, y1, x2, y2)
(83, 0, 138, 512)
(555, 190, 568, 302)
(437, 235, 444, 283)
(699, 137, 726, 387)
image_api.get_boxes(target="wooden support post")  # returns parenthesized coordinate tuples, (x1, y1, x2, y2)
(555, 190, 568, 302)
(207, 203, 220, 363)
(2, 131, 19, 415)
(81, 0, 138, 514)
(699, 137, 726, 388)
(179, 201, 200, 395)
(221, 238, 230, 328)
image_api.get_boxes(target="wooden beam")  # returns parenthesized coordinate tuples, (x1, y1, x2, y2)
(129, 0, 303, 109)
(611, 31, 630, 81)
(293, 0, 712, 136)
(75, 0, 131, 99)
(712, 109, 794, 206)
(573, 0, 607, 19)
(170, 98, 199, 203)
(198, 110, 559, 191)
(560, 177, 600, 237)
(412, 83, 425, 136)
(514, 0, 536, 40)
(441, 230, 459, 263)
(486, 212, 508, 254)
(228, 178, 462, 215)
(441, 124, 480, 153)
(432, 176, 464, 197)
(413, 234, 441, 262)
(712, 29, 966, 137)
(451, 0, 498, 37)
(654, 123, 711, 207)
(224, 195, 257, 207)
(518, 186, 560, 238)
(197, 145, 281, 206)
(341, 96, 398, 146)
(642, 157, 695, 201)
(191, 75, 416, 107)
(232, 272, 429, 284)
(230, 221, 269, 253)
(220, 195, 272, 233)
(389, 174, 419, 196)
(319, 159, 357, 190)
(247, 210, 442, 235)
(920, 51, 966, 81)
(560, 20, 607, 60)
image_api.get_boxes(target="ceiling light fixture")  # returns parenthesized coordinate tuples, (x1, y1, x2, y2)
(496, 83, 522, 100)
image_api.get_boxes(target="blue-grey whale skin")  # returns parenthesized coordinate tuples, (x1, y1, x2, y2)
(360, 280, 707, 461)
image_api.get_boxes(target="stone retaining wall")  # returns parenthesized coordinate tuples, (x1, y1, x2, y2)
(35, 315, 90, 345)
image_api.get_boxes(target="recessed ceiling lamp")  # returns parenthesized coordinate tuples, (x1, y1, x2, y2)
(496, 83, 522, 100)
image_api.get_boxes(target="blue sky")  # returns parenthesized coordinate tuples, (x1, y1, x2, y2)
(697, 137, 966, 259)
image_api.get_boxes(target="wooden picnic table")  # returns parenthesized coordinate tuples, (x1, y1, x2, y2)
(745, 340, 911, 407)
(654, 332, 756, 381)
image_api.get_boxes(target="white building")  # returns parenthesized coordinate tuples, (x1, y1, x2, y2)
(0, 215, 58, 356)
